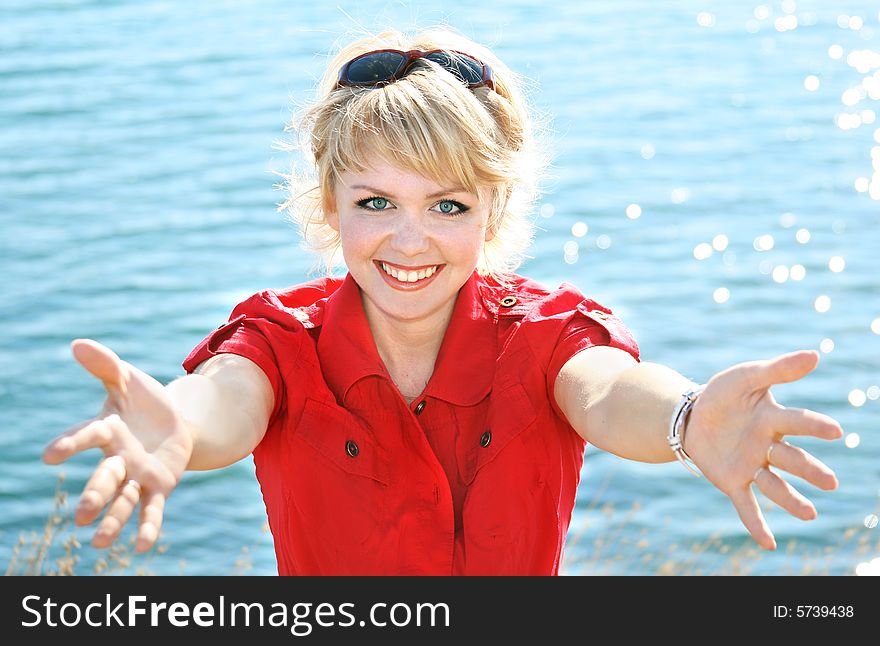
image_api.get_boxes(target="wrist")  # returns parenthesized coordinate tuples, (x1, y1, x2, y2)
(681, 390, 701, 457)
(667, 383, 706, 477)
(164, 376, 206, 470)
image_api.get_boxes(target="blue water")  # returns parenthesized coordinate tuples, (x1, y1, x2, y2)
(2, 0, 879, 576)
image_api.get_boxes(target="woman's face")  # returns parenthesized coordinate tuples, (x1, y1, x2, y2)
(327, 156, 494, 325)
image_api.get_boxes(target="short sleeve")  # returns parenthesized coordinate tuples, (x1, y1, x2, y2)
(182, 291, 306, 425)
(545, 297, 640, 422)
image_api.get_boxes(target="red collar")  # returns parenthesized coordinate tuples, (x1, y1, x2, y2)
(316, 271, 497, 406)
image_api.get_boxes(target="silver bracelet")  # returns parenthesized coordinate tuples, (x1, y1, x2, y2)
(667, 384, 706, 477)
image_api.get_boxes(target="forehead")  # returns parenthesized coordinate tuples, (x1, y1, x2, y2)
(335, 156, 476, 196)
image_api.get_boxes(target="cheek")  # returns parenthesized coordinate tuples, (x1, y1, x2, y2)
(460, 239, 486, 264)
(338, 216, 488, 263)
(443, 224, 488, 260)
(338, 218, 384, 258)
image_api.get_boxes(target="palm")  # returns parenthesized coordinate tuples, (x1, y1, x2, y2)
(684, 350, 842, 550)
(98, 362, 190, 466)
(43, 339, 193, 552)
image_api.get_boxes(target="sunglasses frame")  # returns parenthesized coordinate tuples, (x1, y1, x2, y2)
(336, 48, 495, 91)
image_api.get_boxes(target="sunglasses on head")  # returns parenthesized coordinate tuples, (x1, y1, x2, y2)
(336, 49, 495, 91)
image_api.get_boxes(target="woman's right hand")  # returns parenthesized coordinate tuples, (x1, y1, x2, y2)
(43, 339, 194, 553)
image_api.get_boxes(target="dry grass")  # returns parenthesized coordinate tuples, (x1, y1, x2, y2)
(559, 491, 880, 576)
(5, 473, 878, 575)
(3, 474, 260, 576)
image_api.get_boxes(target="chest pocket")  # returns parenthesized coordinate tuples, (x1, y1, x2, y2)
(462, 383, 538, 485)
(294, 397, 390, 485)
(287, 397, 390, 548)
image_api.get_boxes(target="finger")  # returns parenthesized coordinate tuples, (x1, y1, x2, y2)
(768, 441, 839, 491)
(75, 455, 127, 526)
(754, 467, 817, 521)
(751, 349, 819, 390)
(729, 485, 777, 550)
(766, 407, 843, 441)
(92, 479, 142, 549)
(71, 339, 130, 395)
(135, 491, 166, 553)
(43, 415, 120, 464)
(43, 418, 94, 464)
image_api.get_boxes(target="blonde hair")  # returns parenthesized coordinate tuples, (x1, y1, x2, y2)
(276, 26, 551, 281)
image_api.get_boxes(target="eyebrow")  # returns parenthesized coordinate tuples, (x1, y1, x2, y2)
(350, 184, 470, 199)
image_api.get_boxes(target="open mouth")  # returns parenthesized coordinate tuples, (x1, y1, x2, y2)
(374, 260, 445, 288)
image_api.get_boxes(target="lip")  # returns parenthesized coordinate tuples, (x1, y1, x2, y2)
(374, 260, 445, 291)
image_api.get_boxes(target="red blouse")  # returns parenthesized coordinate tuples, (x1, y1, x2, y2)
(182, 270, 639, 575)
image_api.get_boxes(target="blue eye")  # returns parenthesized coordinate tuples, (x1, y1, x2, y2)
(357, 196, 391, 210)
(433, 200, 468, 216)
(355, 196, 469, 215)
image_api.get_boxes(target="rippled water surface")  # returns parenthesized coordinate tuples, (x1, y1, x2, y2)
(2, 0, 879, 575)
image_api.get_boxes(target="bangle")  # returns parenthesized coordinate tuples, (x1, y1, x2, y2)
(667, 384, 706, 477)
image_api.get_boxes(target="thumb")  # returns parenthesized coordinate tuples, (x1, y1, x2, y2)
(753, 349, 819, 389)
(71, 339, 130, 394)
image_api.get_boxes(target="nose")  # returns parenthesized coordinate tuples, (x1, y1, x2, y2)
(388, 212, 431, 257)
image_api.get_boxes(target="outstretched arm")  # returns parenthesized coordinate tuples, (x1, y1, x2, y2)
(166, 352, 274, 471)
(554, 346, 842, 550)
(43, 340, 274, 552)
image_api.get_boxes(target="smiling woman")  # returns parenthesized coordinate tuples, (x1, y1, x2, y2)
(279, 28, 546, 282)
(43, 25, 843, 576)
(329, 158, 491, 325)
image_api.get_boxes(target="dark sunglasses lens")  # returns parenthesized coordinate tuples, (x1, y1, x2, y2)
(424, 52, 483, 85)
(346, 51, 408, 84)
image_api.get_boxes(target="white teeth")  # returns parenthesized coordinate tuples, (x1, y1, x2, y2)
(379, 263, 439, 282)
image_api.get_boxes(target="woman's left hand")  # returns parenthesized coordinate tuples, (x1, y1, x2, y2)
(683, 349, 843, 550)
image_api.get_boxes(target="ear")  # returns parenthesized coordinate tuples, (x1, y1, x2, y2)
(484, 186, 511, 243)
(326, 208, 340, 232)
(324, 194, 340, 232)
